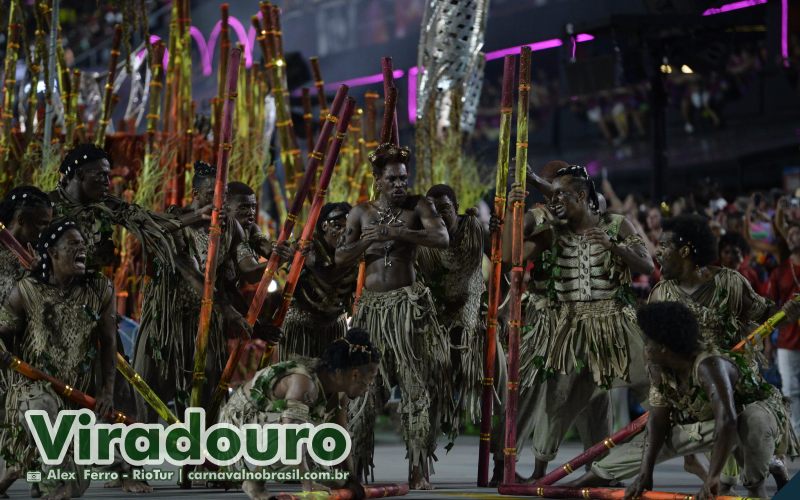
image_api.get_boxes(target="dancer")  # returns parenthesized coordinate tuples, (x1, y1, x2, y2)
(0, 221, 116, 499)
(573, 214, 800, 490)
(0, 186, 52, 495)
(218, 327, 378, 500)
(336, 143, 450, 489)
(281, 202, 357, 359)
(418, 184, 485, 422)
(49, 143, 183, 270)
(133, 162, 251, 423)
(504, 164, 653, 480)
(601, 302, 794, 500)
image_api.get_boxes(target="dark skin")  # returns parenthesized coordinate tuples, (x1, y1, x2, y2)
(625, 342, 742, 500)
(240, 363, 378, 500)
(172, 179, 252, 336)
(305, 213, 353, 284)
(336, 162, 449, 294)
(0, 230, 116, 420)
(226, 192, 294, 283)
(656, 231, 800, 321)
(501, 174, 653, 480)
(503, 176, 654, 276)
(5, 205, 53, 263)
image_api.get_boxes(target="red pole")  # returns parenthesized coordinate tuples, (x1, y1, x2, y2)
(272, 98, 356, 327)
(503, 46, 532, 485)
(270, 483, 410, 500)
(189, 47, 241, 408)
(0, 222, 34, 269)
(209, 86, 349, 420)
(498, 484, 749, 500)
(380, 57, 399, 146)
(477, 54, 515, 487)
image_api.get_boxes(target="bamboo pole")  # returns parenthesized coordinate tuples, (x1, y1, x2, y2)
(95, 25, 122, 146)
(301, 88, 314, 153)
(0, 226, 179, 424)
(0, 351, 132, 424)
(310, 56, 328, 124)
(270, 483, 410, 500)
(0, 23, 21, 167)
(143, 41, 166, 196)
(533, 296, 800, 486)
(208, 86, 349, 422)
(212, 3, 230, 158)
(380, 57, 399, 146)
(272, 97, 355, 328)
(68, 69, 82, 145)
(498, 484, 750, 499)
(190, 47, 242, 408)
(42, 0, 60, 158)
(503, 45, 531, 485)
(0, 222, 34, 269)
(477, 54, 515, 487)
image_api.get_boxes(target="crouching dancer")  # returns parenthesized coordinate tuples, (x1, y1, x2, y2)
(574, 301, 798, 500)
(218, 327, 379, 500)
(0, 220, 116, 500)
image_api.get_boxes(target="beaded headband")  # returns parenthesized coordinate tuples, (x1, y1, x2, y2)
(33, 220, 80, 283)
(335, 337, 372, 355)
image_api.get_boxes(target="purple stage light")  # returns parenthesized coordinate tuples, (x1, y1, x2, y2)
(702, 0, 767, 16)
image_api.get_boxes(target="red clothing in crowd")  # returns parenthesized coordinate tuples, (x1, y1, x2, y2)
(738, 256, 765, 296)
(768, 258, 800, 350)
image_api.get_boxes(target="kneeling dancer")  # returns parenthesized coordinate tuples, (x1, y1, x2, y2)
(218, 327, 379, 500)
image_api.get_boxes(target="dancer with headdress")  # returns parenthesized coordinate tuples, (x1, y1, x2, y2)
(280, 202, 358, 359)
(503, 164, 653, 480)
(0, 220, 116, 499)
(336, 143, 451, 489)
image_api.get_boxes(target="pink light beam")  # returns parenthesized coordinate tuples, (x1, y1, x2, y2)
(702, 0, 767, 16)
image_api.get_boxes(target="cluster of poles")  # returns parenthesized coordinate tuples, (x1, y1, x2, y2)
(1, 2, 789, 499)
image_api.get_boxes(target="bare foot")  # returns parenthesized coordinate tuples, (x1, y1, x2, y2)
(121, 479, 153, 493)
(30, 482, 42, 498)
(41, 484, 71, 500)
(103, 478, 123, 488)
(0, 467, 21, 495)
(683, 454, 708, 481)
(409, 467, 433, 490)
(242, 480, 270, 500)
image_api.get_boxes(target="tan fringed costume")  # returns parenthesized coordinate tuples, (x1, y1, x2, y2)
(417, 212, 484, 423)
(280, 239, 356, 360)
(591, 349, 798, 487)
(348, 281, 452, 483)
(133, 215, 233, 421)
(0, 274, 112, 497)
(521, 212, 647, 462)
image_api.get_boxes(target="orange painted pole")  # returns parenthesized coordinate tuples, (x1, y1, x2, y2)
(208, 86, 349, 420)
(189, 47, 241, 408)
(477, 54, 515, 487)
(533, 297, 800, 486)
(503, 45, 531, 485)
(272, 98, 355, 327)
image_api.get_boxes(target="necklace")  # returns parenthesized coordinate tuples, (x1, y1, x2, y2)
(372, 203, 404, 269)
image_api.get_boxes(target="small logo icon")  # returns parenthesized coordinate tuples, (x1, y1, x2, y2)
(26, 471, 42, 483)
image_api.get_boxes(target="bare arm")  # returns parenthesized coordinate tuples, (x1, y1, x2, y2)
(613, 219, 655, 275)
(696, 357, 740, 498)
(336, 205, 373, 268)
(95, 281, 117, 419)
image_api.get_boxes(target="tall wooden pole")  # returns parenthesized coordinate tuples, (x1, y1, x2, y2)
(189, 48, 241, 408)
(95, 25, 122, 146)
(477, 54, 515, 487)
(272, 98, 355, 327)
(208, 86, 349, 422)
(503, 46, 531, 485)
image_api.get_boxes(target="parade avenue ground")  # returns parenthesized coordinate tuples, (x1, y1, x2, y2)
(4, 432, 796, 499)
